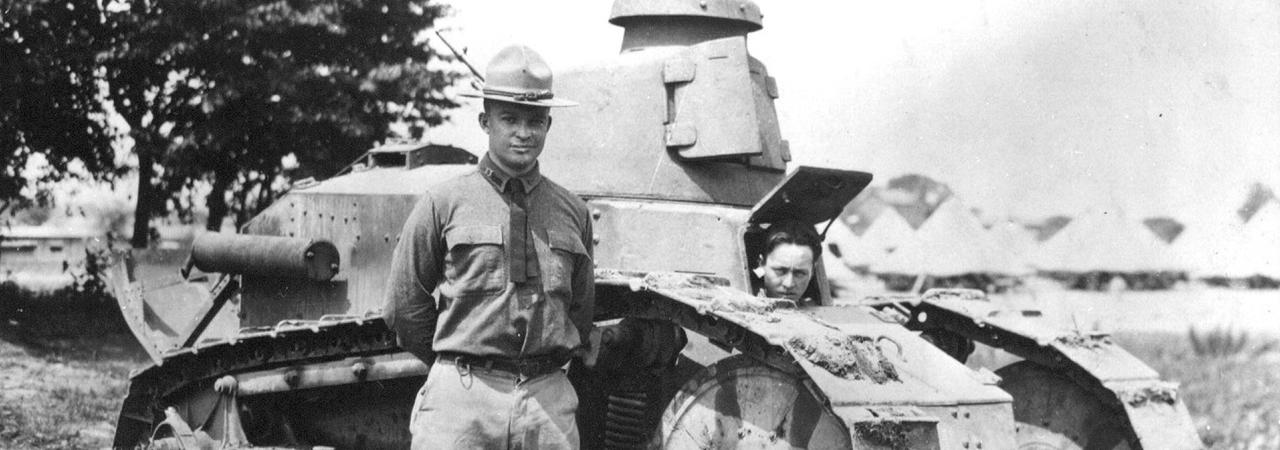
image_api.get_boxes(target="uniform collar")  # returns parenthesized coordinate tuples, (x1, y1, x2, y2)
(479, 153, 542, 193)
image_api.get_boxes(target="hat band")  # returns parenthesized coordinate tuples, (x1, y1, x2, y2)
(483, 87, 555, 102)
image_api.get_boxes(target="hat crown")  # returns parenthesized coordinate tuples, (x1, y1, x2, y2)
(485, 45, 554, 95)
(461, 45, 575, 107)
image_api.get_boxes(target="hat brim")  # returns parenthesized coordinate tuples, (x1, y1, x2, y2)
(461, 90, 578, 108)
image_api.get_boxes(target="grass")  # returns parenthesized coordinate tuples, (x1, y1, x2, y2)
(1113, 330, 1280, 449)
(0, 281, 149, 450)
(1, 278, 1277, 448)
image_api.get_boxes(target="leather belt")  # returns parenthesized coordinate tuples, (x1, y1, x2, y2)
(436, 352, 570, 378)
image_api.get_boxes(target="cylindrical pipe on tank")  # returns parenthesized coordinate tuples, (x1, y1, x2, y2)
(190, 232, 340, 281)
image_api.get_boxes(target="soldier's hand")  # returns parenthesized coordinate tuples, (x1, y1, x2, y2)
(581, 327, 604, 368)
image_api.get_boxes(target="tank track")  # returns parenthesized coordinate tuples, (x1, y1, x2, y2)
(113, 316, 399, 448)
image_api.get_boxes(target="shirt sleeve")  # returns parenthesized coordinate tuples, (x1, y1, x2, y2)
(382, 194, 444, 363)
(570, 210, 596, 350)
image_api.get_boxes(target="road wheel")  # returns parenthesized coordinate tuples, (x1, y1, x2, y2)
(997, 361, 1134, 450)
(657, 354, 851, 449)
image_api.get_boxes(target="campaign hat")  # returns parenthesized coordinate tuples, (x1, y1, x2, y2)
(461, 45, 577, 107)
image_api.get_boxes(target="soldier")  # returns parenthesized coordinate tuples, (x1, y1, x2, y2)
(383, 45, 595, 449)
(755, 221, 822, 303)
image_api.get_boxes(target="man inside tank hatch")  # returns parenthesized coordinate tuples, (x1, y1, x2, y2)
(382, 44, 597, 449)
(753, 221, 822, 304)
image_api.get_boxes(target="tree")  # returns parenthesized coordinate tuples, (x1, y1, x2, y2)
(0, 0, 123, 218)
(101, 0, 460, 246)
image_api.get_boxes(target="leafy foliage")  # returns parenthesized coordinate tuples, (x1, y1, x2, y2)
(1186, 325, 1276, 358)
(0, 0, 125, 215)
(100, 0, 460, 241)
(3, 0, 460, 243)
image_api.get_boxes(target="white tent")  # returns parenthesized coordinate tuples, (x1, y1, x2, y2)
(875, 198, 1032, 276)
(989, 219, 1038, 261)
(819, 223, 860, 294)
(1221, 201, 1280, 278)
(1033, 206, 1186, 273)
(849, 209, 915, 267)
(819, 220, 860, 260)
(1170, 215, 1247, 277)
(819, 219, 880, 266)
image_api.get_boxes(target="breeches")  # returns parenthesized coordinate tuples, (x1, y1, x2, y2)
(410, 358, 580, 449)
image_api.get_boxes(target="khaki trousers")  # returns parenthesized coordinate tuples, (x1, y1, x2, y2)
(410, 358, 579, 449)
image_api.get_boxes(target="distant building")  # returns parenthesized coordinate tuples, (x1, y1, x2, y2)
(0, 225, 103, 286)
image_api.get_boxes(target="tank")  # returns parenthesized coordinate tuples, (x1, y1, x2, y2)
(104, 1, 1203, 448)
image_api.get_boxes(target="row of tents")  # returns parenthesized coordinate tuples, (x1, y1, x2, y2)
(822, 197, 1280, 291)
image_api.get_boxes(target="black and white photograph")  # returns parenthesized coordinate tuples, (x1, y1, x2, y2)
(2, 0, 1277, 448)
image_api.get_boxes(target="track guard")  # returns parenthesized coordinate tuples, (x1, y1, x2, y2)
(876, 289, 1203, 449)
(596, 271, 1016, 449)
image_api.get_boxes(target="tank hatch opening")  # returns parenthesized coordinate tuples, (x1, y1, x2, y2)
(353, 143, 478, 173)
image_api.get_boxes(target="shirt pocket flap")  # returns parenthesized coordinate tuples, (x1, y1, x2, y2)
(548, 230, 588, 256)
(446, 225, 503, 249)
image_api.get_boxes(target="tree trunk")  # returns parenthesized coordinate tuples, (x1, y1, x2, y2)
(205, 168, 233, 231)
(130, 140, 154, 249)
(234, 181, 252, 230)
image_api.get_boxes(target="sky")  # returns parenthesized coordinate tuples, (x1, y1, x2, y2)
(428, 0, 1280, 227)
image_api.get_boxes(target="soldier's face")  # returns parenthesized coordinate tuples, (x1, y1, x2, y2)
(760, 243, 814, 301)
(480, 101, 552, 175)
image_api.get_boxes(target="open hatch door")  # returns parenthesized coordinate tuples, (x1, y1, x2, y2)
(749, 166, 873, 226)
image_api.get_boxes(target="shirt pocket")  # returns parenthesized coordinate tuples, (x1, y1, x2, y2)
(545, 229, 588, 298)
(443, 225, 507, 296)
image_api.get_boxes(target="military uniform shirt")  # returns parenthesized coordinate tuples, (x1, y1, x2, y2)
(383, 154, 595, 361)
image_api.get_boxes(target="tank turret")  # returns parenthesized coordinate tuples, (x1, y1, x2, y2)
(610, 0, 763, 49)
(541, 0, 791, 207)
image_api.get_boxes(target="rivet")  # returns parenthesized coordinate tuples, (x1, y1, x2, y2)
(739, 3, 746, 11)
(699, 0, 707, 8)
(591, 209, 602, 220)
(351, 362, 369, 380)
(962, 443, 970, 449)
(283, 370, 300, 388)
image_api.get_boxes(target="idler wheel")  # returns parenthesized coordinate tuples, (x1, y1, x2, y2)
(657, 355, 851, 449)
(996, 361, 1134, 450)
